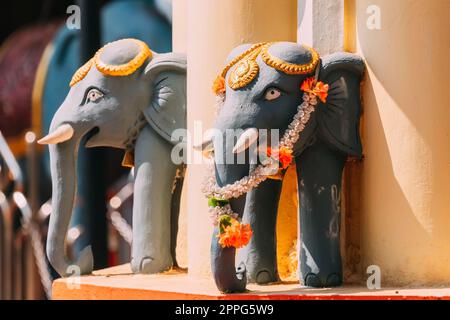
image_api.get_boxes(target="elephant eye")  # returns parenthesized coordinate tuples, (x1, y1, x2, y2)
(86, 88, 104, 103)
(264, 87, 281, 101)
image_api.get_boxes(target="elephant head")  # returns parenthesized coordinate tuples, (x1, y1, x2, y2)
(205, 42, 364, 292)
(38, 38, 186, 277)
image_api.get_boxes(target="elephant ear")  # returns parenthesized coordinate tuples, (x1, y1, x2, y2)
(317, 52, 364, 157)
(141, 52, 187, 144)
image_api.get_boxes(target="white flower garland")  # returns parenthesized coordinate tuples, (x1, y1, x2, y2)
(209, 204, 238, 226)
(202, 91, 318, 201)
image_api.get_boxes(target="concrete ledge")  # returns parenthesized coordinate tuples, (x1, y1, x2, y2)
(52, 264, 450, 300)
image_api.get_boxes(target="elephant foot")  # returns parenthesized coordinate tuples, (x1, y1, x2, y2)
(131, 255, 173, 274)
(304, 272, 342, 288)
(245, 267, 278, 284)
(255, 269, 277, 284)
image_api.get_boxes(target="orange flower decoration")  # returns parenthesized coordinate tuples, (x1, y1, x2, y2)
(267, 146, 293, 169)
(217, 217, 252, 249)
(300, 77, 329, 103)
(212, 75, 226, 95)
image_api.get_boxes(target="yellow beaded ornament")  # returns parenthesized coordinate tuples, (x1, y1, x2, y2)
(94, 39, 152, 77)
(69, 38, 152, 87)
(70, 58, 94, 87)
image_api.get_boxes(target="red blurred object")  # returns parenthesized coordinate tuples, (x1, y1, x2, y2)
(0, 22, 60, 153)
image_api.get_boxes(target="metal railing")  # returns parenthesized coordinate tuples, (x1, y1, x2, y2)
(0, 130, 134, 299)
(0, 131, 51, 299)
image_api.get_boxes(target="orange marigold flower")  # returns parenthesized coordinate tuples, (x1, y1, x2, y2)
(212, 75, 226, 95)
(278, 146, 293, 169)
(267, 146, 293, 169)
(266, 146, 272, 157)
(300, 77, 329, 103)
(314, 81, 329, 103)
(218, 218, 252, 249)
(300, 77, 316, 92)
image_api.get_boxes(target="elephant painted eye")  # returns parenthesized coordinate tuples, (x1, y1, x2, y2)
(264, 88, 281, 101)
(86, 88, 104, 103)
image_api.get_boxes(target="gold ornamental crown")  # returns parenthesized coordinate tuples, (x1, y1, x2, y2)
(219, 42, 320, 91)
(70, 38, 152, 87)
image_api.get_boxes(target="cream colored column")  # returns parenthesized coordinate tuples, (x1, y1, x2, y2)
(172, 0, 187, 53)
(172, 0, 188, 268)
(356, 0, 450, 285)
(186, 0, 297, 278)
(298, 0, 345, 55)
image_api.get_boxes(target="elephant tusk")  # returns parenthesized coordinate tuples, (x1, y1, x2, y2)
(38, 124, 74, 145)
(195, 141, 214, 159)
(232, 128, 259, 154)
(193, 138, 213, 152)
(193, 133, 214, 158)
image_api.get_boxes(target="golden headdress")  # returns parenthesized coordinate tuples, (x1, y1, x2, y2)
(70, 38, 152, 87)
(215, 42, 320, 93)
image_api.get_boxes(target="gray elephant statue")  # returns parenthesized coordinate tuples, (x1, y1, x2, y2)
(38, 38, 187, 277)
(200, 42, 364, 292)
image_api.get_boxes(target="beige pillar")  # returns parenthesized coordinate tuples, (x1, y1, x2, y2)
(356, 0, 450, 285)
(298, 0, 345, 55)
(172, 0, 187, 53)
(186, 0, 297, 278)
(172, 0, 188, 268)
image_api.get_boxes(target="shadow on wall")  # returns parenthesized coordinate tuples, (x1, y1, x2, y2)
(356, 0, 450, 285)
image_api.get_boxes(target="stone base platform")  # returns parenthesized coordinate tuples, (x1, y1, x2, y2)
(52, 264, 450, 300)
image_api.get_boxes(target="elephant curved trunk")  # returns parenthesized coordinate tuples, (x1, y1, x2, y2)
(46, 138, 93, 277)
(211, 227, 247, 293)
(210, 131, 251, 293)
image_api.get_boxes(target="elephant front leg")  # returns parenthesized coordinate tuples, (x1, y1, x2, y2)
(131, 126, 177, 274)
(296, 140, 346, 287)
(237, 178, 282, 284)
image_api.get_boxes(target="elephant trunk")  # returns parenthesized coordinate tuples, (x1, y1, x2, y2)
(209, 130, 251, 293)
(46, 135, 93, 277)
(211, 227, 247, 293)
(213, 129, 252, 187)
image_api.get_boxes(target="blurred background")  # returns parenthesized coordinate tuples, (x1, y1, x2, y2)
(0, 0, 173, 300)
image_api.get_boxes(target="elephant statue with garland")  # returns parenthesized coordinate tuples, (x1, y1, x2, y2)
(199, 42, 364, 292)
(38, 38, 186, 277)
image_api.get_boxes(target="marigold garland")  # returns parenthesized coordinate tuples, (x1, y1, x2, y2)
(267, 146, 293, 169)
(212, 75, 226, 95)
(300, 77, 329, 103)
(217, 215, 252, 249)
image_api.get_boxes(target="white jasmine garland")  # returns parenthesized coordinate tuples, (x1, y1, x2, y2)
(202, 91, 318, 201)
(209, 204, 238, 226)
